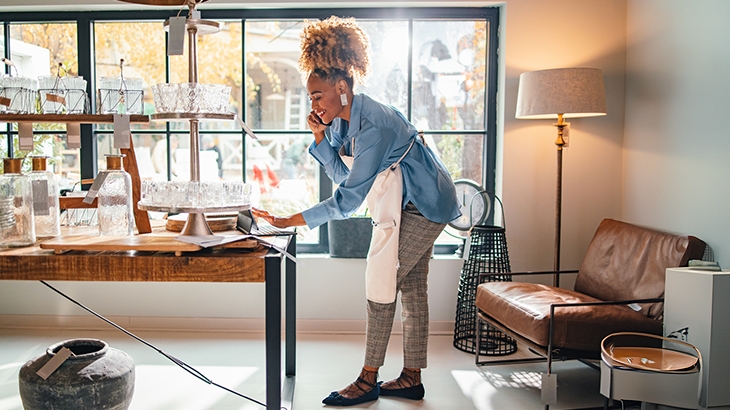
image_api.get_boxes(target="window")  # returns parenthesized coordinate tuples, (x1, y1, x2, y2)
(1, 7, 499, 254)
(1, 22, 79, 181)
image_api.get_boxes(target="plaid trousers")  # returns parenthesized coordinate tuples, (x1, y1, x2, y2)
(364, 203, 446, 369)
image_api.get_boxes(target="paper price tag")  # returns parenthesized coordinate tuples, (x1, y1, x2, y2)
(67, 123, 81, 149)
(32, 180, 51, 216)
(236, 116, 258, 140)
(113, 114, 131, 149)
(19, 122, 34, 151)
(83, 171, 108, 204)
(0, 96, 10, 107)
(45, 93, 67, 105)
(168, 16, 186, 56)
(541, 373, 557, 405)
(36, 347, 73, 380)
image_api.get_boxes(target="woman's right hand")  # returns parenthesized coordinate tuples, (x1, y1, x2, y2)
(306, 110, 328, 145)
(251, 207, 305, 228)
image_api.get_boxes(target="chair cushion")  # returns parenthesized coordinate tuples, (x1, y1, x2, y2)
(574, 219, 706, 319)
(476, 281, 663, 352)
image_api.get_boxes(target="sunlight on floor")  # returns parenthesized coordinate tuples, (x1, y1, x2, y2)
(452, 361, 608, 410)
(130, 365, 259, 410)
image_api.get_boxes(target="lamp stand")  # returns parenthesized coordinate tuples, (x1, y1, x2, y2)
(553, 113, 568, 287)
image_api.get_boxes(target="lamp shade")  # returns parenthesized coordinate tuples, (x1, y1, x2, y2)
(515, 67, 607, 119)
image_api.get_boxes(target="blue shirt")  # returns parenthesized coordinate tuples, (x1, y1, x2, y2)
(301, 94, 461, 229)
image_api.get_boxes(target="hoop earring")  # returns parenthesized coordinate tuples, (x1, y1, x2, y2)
(340, 93, 348, 106)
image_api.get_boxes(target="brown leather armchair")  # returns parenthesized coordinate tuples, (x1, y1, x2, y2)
(474, 219, 706, 378)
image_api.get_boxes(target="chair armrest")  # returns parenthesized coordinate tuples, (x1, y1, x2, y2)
(549, 297, 664, 311)
(478, 269, 579, 280)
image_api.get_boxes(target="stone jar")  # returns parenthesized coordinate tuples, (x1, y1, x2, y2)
(19, 338, 135, 410)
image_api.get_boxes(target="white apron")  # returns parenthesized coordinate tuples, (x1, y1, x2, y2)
(341, 138, 415, 303)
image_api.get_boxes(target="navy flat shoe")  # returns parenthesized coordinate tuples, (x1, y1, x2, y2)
(379, 382, 425, 400)
(322, 383, 380, 406)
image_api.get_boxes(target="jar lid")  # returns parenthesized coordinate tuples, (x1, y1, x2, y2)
(2, 158, 23, 174)
(30, 156, 49, 171)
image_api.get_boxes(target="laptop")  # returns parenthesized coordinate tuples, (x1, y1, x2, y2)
(237, 209, 296, 236)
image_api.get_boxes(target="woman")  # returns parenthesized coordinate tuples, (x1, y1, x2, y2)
(253, 16, 461, 406)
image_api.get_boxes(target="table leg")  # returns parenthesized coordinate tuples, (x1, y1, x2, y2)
(265, 254, 282, 409)
(285, 236, 296, 376)
(282, 236, 297, 409)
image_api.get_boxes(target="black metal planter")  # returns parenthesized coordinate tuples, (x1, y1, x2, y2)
(453, 225, 517, 356)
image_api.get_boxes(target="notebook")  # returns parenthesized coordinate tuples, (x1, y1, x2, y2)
(237, 209, 296, 236)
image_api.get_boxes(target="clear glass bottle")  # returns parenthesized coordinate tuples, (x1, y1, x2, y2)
(28, 156, 61, 238)
(0, 157, 36, 247)
(97, 154, 135, 236)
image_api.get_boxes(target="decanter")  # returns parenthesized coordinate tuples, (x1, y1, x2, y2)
(28, 156, 61, 238)
(97, 154, 135, 236)
(0, 157, 36, 247)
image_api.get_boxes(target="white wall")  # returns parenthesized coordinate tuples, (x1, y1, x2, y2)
(501, 0, 627, 276)
(623, 0, 730, 265)
(0, 0, 636, 331)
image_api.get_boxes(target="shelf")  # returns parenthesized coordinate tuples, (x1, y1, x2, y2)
(0, 113, 150, 124)
(150, 112, 235, 121)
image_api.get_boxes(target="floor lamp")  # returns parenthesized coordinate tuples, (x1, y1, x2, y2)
(515, 67, 606, 287)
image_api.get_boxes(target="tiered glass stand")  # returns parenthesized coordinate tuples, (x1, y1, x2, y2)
(135, 1, 244, 237)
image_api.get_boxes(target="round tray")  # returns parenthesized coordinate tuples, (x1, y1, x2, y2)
(607, 346, 698, 372)
(138, 203, 250, 214)
(118, 0, 209, 5)
(151, 112, 236, 121)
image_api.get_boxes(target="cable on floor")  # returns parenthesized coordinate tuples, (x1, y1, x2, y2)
(39, 280, 267, 408)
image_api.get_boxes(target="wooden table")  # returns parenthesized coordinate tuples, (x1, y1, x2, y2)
(0, 226, 297, 409)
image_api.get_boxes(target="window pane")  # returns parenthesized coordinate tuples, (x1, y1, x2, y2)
(245, 21, 307, 130)
(429, 133, 484, 190)
(356, 20, 409, 114)
(412, 20, 487, 131)
(10, 23, 78, 78)
(129, 134, 167, 181)
(430, 133, 484, 247)
(0, 136, 7, 166)
(169, 21, 241, 131)
(246, 132, 319, 243)
(213, 133, 244, 181)
(94, 21, 166, 131)
(9, 23, 79, 190)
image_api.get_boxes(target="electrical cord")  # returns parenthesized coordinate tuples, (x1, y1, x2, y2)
(39, 280, 267, 408)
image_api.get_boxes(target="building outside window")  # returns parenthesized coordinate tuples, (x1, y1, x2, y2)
(0, 7, 499, 254)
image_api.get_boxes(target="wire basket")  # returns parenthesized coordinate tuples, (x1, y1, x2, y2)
(453, 196, 517, 356)
(98, 87, 144, 115)
(97, 61, 144, 115)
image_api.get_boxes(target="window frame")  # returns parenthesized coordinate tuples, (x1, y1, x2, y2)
(1, 6, 500, 255)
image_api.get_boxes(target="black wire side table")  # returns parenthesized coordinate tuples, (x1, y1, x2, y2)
(453, 224, 517, 355)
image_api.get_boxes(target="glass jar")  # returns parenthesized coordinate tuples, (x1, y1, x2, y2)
(97, 154, 134, 236)
(0, 158, 36, 247)
(28, 156, 61, 238)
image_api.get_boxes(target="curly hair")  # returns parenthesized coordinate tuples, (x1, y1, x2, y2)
(299, 15, 371, 86)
